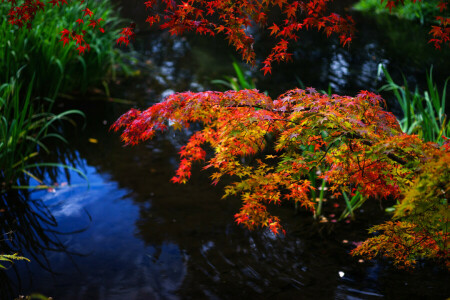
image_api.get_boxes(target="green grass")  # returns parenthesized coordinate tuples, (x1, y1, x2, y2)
(378, 65, 449, 144)
(211, 61, 258, 91)
(0, 0, 134, 99)
(0, 0, 134, 189)
(354, 0, 441, 24)
(0, 77, 86, 191)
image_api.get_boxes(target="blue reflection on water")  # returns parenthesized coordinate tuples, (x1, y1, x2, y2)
(18, 157, 187, 299)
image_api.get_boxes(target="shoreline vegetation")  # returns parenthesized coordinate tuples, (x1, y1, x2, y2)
(0, 0, 134, 276)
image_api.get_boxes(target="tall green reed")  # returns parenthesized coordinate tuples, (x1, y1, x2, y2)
(211, 61, 257, 91)
(0, 78, 86, 191)
(378, 64, 449, 144)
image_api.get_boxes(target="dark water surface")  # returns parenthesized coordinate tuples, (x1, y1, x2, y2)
(2, 2, 450, 299)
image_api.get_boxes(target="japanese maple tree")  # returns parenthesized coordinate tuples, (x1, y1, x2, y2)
(112, 88, 449, 268)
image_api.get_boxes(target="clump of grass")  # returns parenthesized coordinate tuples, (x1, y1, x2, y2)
(378, 64, 449, 144)
(354, 0, 441, 24)
(211, 61, 257, 91)
(0, 0, 134, 99)
(0, 77, 86, 191)
(0, 0, 133, 189)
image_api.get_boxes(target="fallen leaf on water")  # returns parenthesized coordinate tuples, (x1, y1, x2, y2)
(319, 216, 328, 223)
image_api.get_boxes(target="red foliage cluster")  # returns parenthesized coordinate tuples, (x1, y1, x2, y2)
(59, 8, 105, 54)
(117, 23, 136, 46)
(140, 0, 355, 74)
(112, 88, 447, 242)
(5, 0, 50, 29)
(139, 0, 449, 74)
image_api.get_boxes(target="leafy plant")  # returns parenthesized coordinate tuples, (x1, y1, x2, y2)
(134, 0, 448, 72)
(103, 0, 450, 269)
(0, 253, 30, 269)
(378, 65, 449, 144)
(212, 61, 257, 91)
(339, 190, 365, 221)
(354, 0, 442, 24)
(352, 152, 450, 268)
(0, 78, 86, 190)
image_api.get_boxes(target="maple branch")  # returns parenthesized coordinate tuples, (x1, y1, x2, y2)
(344, 133, 408, 166)
(228, 103, 412, 166)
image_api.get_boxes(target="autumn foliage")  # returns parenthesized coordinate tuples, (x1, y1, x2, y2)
(140, 0, 448, 73)
(3, 1, 449, 70)
(352, 152, 450, 268)
(112, 88, 449, 268)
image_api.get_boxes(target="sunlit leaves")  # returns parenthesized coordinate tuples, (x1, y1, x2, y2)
(352, 151, 450, 268)
(113, 87, 449, 261)
(352, 220, 448, 269)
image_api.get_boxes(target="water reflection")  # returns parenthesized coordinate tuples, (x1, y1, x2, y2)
(3, 151, 191, 299)
(2, 100, 449, 298)
(329, 49, 350, 92)
(0, 189, 76, 300)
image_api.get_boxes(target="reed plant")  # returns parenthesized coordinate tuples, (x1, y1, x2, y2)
(378, 65, 449, 144)
(0, 78, 86, 191)
(211, 61, 257, 91)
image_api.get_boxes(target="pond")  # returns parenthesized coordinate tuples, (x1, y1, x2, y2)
(1, 2, 450, 299)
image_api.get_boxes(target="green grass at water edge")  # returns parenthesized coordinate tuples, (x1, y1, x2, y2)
(378, 64, 449, 144)
(0, 78, 86, 191)
(0, 0, 135, 99)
